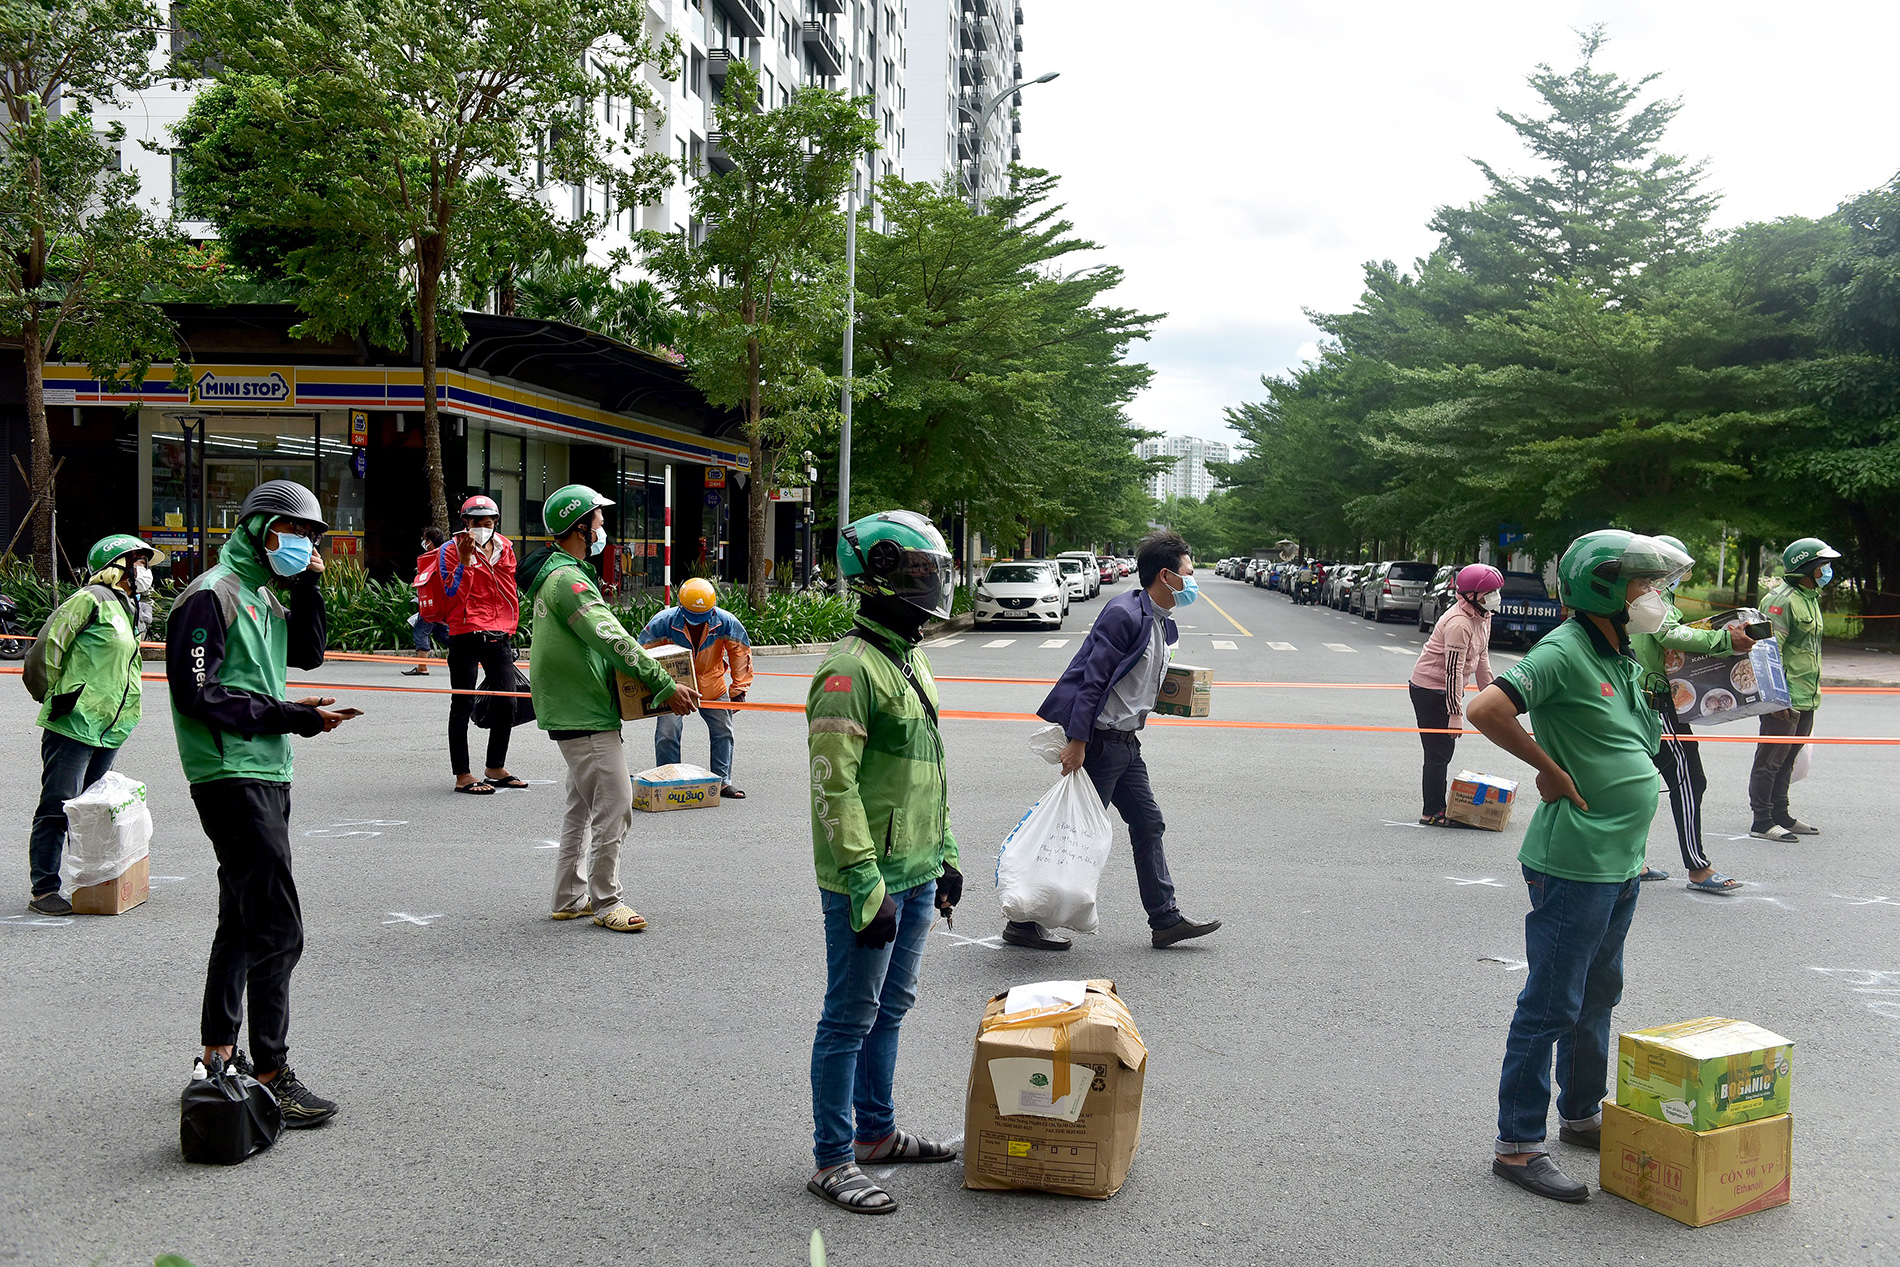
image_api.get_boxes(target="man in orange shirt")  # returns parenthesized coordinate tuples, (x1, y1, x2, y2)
(639, 579, 753, 799)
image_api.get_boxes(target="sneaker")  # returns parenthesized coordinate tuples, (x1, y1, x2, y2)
(28, 892, 72, 916)
(268, 1066, 338, 1128)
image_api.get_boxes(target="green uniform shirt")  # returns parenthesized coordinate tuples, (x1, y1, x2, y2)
(1629, 600, 1734, 681)
(37, 585, 142, 749)
(1496, 617, 1662, 883)
(528, 554, 679, 732)
(806, 619, 958, 931)
(1762, 580, 1823, 711)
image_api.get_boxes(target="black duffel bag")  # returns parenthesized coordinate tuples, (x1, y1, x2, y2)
(181, 1054, 283, 1165)
(474, 658, 535, 729)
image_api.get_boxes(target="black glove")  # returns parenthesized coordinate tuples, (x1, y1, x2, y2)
(935, 864, 962, 914)
(855, 895, 899, 949)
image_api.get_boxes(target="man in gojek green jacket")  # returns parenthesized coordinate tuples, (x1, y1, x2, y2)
(527, 484, 699, 933)
(804, 510, 962, 1217)
(27, 534, 162, 916)
(1750, 536, 1839, 842)
(168, 480, 360, 1129)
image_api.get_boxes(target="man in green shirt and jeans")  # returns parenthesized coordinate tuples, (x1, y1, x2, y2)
(1749, 536, 1838, 842)
(1467, 530, 1692, 1203)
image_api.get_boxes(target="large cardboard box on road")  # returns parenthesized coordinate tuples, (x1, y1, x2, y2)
(70, 854, 149, 915)
(1666, 608, 1792, 725)
(1153, 664, 1211, 717)
(1600, 1101, 1792, 1227)
(1447, 770, 1517, 831)
(616, 645, 695, 721)
(632, 763, 722, 813)
(963, 979, 1147, 1199)
(1617, 1016, 1792, 1132)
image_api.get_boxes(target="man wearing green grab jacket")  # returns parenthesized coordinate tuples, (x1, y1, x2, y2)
(1628, 535, 1757, 894)
(804, 510, 962, 1217)
(526, 484, 699, 933)
(1749, 536, 1839, 842)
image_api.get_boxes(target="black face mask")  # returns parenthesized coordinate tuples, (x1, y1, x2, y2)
(857, 592, 931, 644)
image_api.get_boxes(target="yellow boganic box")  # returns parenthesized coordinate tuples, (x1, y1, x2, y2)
(1154, 664, 1211, 717)
(617, 645, 695, 721)
(1600, 1101, 1792, 1227)
(1617, 1017, 1792, 1132)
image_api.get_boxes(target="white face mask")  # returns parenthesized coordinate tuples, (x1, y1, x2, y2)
(1626, 588, 1668, 635)
(1477, 591, 1502, 614)
(133, 564, 154, 595)
(588, 525, 606, 557)
(469, 526, 495, 547)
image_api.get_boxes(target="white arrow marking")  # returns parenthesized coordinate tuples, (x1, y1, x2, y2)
(383, 912, 444, 926)
(1448, 876, 1505, 887)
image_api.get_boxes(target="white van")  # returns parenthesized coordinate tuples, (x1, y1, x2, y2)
(1057, 550, 1101, 598)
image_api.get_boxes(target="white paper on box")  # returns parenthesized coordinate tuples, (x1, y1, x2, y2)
(1003, 980, 1088, 1015)
(987, 1057, 1095, 1121)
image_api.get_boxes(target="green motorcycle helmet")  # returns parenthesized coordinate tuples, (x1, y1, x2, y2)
(1557, 530, 1693, 615)
(86, 533, 165, 573)
(838, 509, 956, 619)
(543, 484, 614, 537)
(1780, 536, 1840, 577)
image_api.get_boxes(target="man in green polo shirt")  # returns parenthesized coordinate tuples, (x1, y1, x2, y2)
(1466, 530, 1691, 1204)
(1749, 536, 1838, 842)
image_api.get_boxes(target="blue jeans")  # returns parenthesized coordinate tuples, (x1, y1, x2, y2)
(655, 696, 735, 781)
(412, 618, 449, 653)
(31, 730, 118, 896)
(810, 881, 935, 1169)
(1496, 865, 1640, 1153)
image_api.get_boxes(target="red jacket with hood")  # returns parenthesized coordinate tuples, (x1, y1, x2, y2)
(440, 536, 519, 636)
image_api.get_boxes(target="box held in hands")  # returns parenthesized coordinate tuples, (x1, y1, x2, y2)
(632, 763, 722, 813)
(1617, 1016, 1792, 1132)
(1600, 1101, 1791, 1227)
(1447, 770, 1517, 831)
(964, 979, 1146, 1199)
(1153, 664, 1211, 717)
(1665, 608, 1792, 725)
(617, 645, 695, 721)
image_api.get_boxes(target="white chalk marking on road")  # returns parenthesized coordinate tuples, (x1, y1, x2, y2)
(1809, 967, 1900, 1023)
(2, 914, 73, 928)
(1688, 893, 1793, 910)
(982, 639, 1016, 648)
(922, 637, 964, 647)
(305, 829, 382, 839)
(1833, 894, 1900, 907)
(150, 874, 189, 885)
(330, 819, 409, 827)
(1447, 876, 1505, 887)
(1323, 643, 1357, 652)
(1479, 956, 1529, 972)
(934, 928, 1005, 950)
(1381, 645, 1417, 654)
(534, 840, 559, 850)
(1267, 641, 1296, 651)
(1213, 640, 1237, 650)
(1039, 639, 1070, 648)
(1379, 820, 1427, 830)
(383, 912, 444, 926)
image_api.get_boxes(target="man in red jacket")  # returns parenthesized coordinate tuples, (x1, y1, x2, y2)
(440, 494, 525, 794)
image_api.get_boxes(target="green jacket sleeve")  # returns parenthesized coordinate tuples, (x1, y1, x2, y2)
(545, 566, 678, 702)
(39, 591, 99, 691)
(1657, 604, 1734, 656)
(807, 657, 886, 930)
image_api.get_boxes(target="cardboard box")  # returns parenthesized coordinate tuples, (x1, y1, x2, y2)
(1600, 1101, 1792, 1227)
(1154, 664, 1211, 717)
(70, 854, 149, 916)
(616, 645, 695, 721)
(632, 763, 722, 813)
(963, 979, 1147, 1199)
(1447, 770, 1517, 831)
(1617, 1017, 1792, 1131)
(1666, 608, 1792, 725)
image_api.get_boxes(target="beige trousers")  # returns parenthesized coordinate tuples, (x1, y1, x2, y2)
(552, 729, 634, 914)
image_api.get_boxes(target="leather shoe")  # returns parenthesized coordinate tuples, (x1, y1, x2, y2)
(1492, 1154, 1589, 1203)
(1001, 922, 1071, 951)
(1152, 916, 1221, 948)
(1558, 1123, 1600, 1150)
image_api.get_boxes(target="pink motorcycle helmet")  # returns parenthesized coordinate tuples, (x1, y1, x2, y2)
(1456, 563, 1504, 596)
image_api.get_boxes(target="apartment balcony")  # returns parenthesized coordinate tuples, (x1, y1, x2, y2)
(1011, 143, 1020, 163)
(956, 128, 977, 161)
(707, 132, 736, 174)
(814, 0, 845, 12)
(1014, 32, 1022, 52)
(714, 0, 766, 38)
(1011, 114, 1020, 134)
(961, 0, 991, 16)
(706, 47, 731, 83)
(1014, 3, 1023, 22)
(958, 54, 979, 87)
(961, 19, 988, 50)
(802, 22, 845, 76)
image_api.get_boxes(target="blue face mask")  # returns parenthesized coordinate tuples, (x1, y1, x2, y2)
(1170, 573, 1199, 608)
(1816, 563, 1833, 586)
(266, 531, 314, 577)
(588, 525, 606, 558)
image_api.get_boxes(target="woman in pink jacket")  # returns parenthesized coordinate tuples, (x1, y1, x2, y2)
(1409, 564, 1503, 825)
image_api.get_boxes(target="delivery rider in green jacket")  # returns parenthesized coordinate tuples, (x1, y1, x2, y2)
(27, 534, 162, 915)
(169, 480, 359, 1128)
(1749, 536, 1838, 841)
(1628, 535, 1757, 893)
(527, 484, 699, 932)
(805, 510, 962, 1216)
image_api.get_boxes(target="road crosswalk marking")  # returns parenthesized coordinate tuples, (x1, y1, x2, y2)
(1213, 640, 1237, 650)
(1323, 643, 1356, 652)
(1267, 641, 1296, 651)
(982, 639, 1015, 648)
(925, 637, 964, 647)
(1039, 639, 1069, 648)
(1382, 645, 1418, 654)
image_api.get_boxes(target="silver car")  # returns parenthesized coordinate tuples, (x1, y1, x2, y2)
(1362, 560, 1438, 621)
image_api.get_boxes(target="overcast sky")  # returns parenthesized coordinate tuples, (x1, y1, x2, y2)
(1017, 1, 1900, 448)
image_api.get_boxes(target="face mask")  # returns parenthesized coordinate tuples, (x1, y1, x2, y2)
(1626, 588, 1668, 635)
(1167, 573, 1199, 608)
(133, 564, 154, 595)
(588, 526, 606, 557)
(1817, 563, 1833, 586)
(1478, 591, 1502, 614)
(267, 531, 314, 578)
(469, 526, 494, 547)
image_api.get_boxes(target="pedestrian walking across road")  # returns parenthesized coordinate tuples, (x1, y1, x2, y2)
(639, 577, 753, 799)
(1749, 536, 1838, 842)
(1408, 563, 1500, 827)
(440, 494, 526, 794)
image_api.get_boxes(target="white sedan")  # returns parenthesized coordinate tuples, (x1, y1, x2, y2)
(974, 562, 1067, 631)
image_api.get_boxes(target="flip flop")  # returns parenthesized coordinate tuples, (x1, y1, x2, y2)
(719, 785, 746, 800)
(1639, 866, 1670, 881)
(484, 775, 530, 790)
(1686, 872, 1743, 894)
(453, 781, 496, 795)
(400, 666, 430, 676)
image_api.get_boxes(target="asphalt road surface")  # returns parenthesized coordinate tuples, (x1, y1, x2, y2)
(5, 574, 1896, 1265)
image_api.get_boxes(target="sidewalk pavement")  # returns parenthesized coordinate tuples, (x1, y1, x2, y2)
(1822, 638, 1900, 687)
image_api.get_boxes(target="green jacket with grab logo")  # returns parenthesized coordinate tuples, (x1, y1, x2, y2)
(36, 584, 142, 749)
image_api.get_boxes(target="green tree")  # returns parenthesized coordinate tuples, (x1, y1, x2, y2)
(174, 0, 677, 527)
(638, 59, 876, 609)
(2, 0, 189, 577)
(511, 253, 682, 353)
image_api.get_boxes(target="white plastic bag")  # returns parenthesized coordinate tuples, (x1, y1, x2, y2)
(60, 771, 152, 891)
(995, 772, 1113, 934)
(1027, 723, 1069, 765)
(1790, 745, 1812, 783)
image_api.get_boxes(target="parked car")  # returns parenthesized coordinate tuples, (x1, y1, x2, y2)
(973, 561, 1068, 632)
(1053, 557, 1089, 604)
(1362, 560, 1437, 622)
(1417, 564, 1458, 632)
(1252, 560, 1272, 587)
(1057, 550, 1101, 598)
(1325, 563, 1360, 609)
(1493, 571, 1565, 647)
(1097, 558, 1117, 588)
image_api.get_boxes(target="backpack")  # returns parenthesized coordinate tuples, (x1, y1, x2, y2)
(413, 549, 449, 624)
(23, 584, 116, 703)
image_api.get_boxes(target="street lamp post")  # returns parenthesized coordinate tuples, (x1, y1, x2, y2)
(964, 71, 1057, 215)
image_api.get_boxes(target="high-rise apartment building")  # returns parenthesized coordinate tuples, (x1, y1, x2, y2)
(903, 0, 1025, 207)
(1137, 435, 1232, 502)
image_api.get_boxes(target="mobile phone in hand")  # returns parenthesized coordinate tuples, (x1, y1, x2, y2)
(1744, 621, 1770, 639)
(331, 707, 364, 719)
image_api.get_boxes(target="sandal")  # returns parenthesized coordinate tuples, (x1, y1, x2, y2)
(854, 1127, 958, 1165)
(1419, 813, 1449, 827)
(807, 1162, 898, 1215)
(1686, 872, 1743, 894)
(453, 781, 496, 795)
(484, 774, 529, 790)
(592, 903, 648, 933)
(719, 784, 746, 800)
(1639, 866, 1669, 882)
(400, 665, 430, 676)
